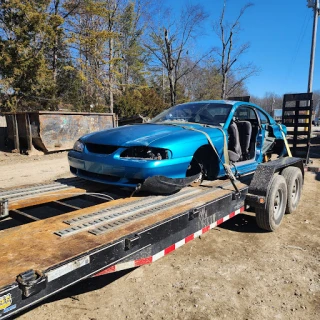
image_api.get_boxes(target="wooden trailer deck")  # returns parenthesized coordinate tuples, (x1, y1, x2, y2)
(0, 179, 247, 289)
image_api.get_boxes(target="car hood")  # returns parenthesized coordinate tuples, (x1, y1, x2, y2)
(81, 123, 223, 147)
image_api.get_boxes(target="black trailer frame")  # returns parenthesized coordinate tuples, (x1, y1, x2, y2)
(0, 157, 304, 319)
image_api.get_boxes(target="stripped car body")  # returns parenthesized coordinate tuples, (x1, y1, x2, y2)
(68, 100, 287, 191)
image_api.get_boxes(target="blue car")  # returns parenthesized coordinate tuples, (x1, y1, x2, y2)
(68, 100, 287, 192)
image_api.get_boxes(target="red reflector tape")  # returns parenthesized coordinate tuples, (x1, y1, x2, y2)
(93, 206, 245, 277)
(164, 244, 176, 255)
(217, 218, 224, 225)
(135, 257, 153, 266)
(185, 234, 194, 243)
(94, 265, 116, 277)
(202, 225, 210, 233)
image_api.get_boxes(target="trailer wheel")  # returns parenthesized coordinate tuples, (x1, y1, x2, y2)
(256, 174, 288, 231)
(281, 166, 303, 214)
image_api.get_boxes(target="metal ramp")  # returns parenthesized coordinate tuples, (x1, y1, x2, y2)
(282, 93, 313, 163)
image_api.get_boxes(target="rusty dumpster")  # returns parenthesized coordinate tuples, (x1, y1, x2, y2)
(0, 115, 6, 149)
(3, 111, 118, 154)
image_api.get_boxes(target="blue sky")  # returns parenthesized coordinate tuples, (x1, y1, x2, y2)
(162, 0, 319, 98)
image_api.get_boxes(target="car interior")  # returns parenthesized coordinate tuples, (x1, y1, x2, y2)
(227, 106, 260, 163)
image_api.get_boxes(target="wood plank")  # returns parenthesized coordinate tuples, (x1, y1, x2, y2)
(290, 146, 310, 152)
(283, 106, 312, 112)
(286, 131, 310, 136)
(8, 187, 96, 211)
(286, 138, 310, 144)
(283, 123, 311, 128)
(282, 115, 311, 120)
(0, 181, 246, 288)
(283, 93, 313, 102)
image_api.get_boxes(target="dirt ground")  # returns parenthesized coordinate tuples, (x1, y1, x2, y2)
(0, 151, 72, 189)
(1, 135, 319, 320)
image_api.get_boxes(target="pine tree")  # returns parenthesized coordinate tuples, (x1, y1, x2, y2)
(0, 0, 54, 110)
(118, 2, 146, 90)
(65, 0, 123, 112)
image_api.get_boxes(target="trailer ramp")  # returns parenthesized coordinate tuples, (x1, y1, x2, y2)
(282, 93, 313, 163)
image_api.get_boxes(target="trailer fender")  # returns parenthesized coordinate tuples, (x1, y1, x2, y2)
(245, 157, 304, 209)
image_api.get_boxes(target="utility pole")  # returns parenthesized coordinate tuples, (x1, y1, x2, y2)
(307, 0, 320, 93)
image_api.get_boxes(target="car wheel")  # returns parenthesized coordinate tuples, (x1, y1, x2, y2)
(186, 146, 219, 180)
(186, 157, 205, 177)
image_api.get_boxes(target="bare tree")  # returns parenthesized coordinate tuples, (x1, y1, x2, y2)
(179, 58, 222, 101)
(251, 92, 282, 114)
(144, 4, 209, 106)
(214, 0, 258, 99)
(313, 90, 320, 119)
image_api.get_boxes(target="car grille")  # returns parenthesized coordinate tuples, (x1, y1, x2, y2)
(85, 143, 118, 154)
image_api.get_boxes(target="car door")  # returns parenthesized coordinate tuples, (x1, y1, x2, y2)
(254, 107, 280, 160)
(234, 105, 265, 162)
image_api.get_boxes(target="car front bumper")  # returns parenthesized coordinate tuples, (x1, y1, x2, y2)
(68, 150, 193, 188)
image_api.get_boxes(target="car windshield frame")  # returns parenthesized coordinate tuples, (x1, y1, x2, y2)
(150, 102, 233, 127)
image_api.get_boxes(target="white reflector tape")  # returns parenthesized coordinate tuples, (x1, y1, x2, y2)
(175, 239, 185, 249)
(115, 261, 135, 272)
(152, 250, 165, 262)
(194, 230, 202, 238)
(210, 221, 218, 229)
(223, 215, 229, 222)
(47, 256, 90, 282)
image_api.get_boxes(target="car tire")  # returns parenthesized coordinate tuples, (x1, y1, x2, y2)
(281, 166, 303, 214)
(255, 174, 287, 231)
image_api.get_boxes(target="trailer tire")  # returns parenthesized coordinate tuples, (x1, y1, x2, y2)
(256, 174, 287, 231)
(281, 166, 303, 214)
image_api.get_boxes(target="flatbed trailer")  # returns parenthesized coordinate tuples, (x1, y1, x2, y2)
(0, 157, 304, 319)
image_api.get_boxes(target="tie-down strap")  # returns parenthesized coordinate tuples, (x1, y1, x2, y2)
(168, 124, 240, 195)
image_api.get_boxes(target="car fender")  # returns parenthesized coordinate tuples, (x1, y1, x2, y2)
(148, 127, 225, 159)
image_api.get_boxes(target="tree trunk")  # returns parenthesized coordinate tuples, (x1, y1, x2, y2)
(52, 0, 60, 102)
(167, 70, 176, 105)
(221, 71, 227, 99)
(164, 29, 176, 106)
(53, 36, 58, 84)
(109, 38, 114, 113)
(170, 80, 175, 105)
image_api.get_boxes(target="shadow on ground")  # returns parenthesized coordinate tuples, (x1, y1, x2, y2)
(310, 134, 320, 159)
(12, 214, 267, 319)
(11, 269, 135, 320)
(217, 212, 268, 234)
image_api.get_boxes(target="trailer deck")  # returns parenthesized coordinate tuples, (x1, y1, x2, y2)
(0, 157, 305, 319)
(0, 178, 126, 217)
(0, 178, 247, 318)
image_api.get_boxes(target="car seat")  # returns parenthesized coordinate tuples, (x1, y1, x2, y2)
(228, 121, 242, 162)
(237, 121, 252, 160)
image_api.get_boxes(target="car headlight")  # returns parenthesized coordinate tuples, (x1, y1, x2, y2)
(73, 140, 84, 152)
(120, 147, 171, 160)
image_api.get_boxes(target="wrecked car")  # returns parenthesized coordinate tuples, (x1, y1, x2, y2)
(68, 100, 288, 193)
